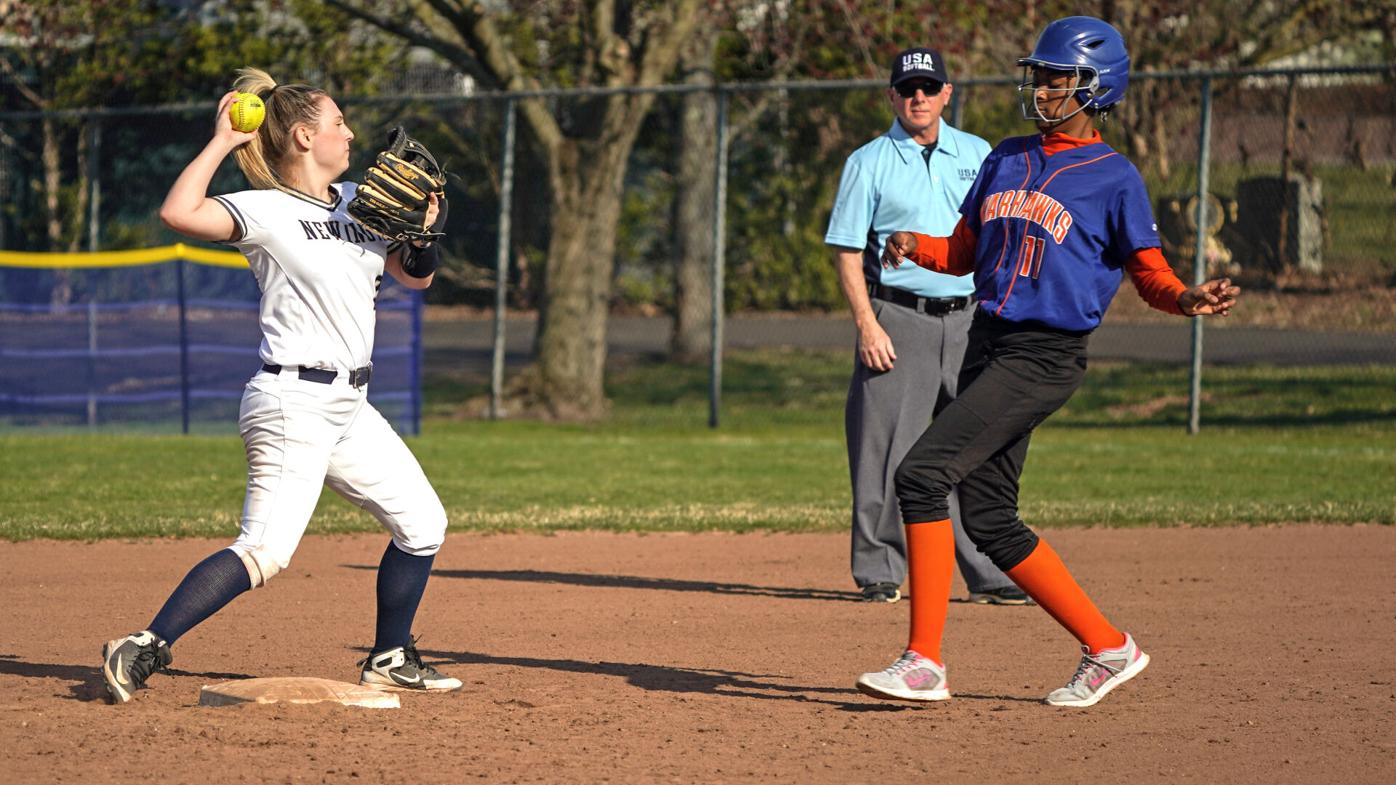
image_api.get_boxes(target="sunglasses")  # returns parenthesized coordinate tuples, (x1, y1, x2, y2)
(894, 80, 944, 98)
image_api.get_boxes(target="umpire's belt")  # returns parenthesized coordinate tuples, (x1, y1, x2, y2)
(869, 283, 971, 316)
(262, 363, 373, 389)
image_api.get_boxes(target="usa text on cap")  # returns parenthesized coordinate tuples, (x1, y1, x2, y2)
(891, 47, 948, 85)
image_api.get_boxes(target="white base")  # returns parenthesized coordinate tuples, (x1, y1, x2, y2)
(199, 677, 400, 709)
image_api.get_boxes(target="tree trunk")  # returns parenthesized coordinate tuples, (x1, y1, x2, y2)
(531, 123, 644, 420)
(670, 30, 718, 362)
(70, 120, 90, 253)
(42, 117, 62, 249)
(320, 0, 710, 419)
(42, 116, 74, 305)
(1276, 74, 1299, 272)
(1150, 99, 1171, 181)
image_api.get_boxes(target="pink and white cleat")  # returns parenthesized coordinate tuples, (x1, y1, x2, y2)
(855, 650, 950, 702)
(1046, 632, 1150, 707)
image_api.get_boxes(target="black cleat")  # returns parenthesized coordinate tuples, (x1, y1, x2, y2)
(101, 631, 172, 704)
(859, 582, 902, 603)
(359, 642, 462, 692)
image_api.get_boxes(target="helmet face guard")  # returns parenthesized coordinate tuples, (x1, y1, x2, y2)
(1017, 63, 1099, 124)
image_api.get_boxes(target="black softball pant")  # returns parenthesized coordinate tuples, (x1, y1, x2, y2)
(894, 312, 1089, 571)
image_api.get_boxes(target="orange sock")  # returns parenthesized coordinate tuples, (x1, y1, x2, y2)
(1006, 539, 1126, 653)
(905, 519, 955, 664)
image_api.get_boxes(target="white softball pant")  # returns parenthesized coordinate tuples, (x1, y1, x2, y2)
(230, 368, 447, 587)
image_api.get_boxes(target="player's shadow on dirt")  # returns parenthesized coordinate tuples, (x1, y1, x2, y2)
(0, 654, 252, 703)
(346, 566, 858, 602)
(410, 647, 913, 710)
(408, 648, 1038, 709)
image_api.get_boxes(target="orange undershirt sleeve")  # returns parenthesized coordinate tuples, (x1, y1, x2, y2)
(905, 218, 977, 276)
(1126, 247, 1187, 315)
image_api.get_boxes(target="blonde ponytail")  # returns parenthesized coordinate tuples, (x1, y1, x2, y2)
(230, 67, 328, 192)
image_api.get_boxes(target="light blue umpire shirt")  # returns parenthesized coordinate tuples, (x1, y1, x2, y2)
(825, 117, 991, 298)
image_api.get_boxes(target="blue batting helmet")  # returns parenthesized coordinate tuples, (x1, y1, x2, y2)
(1017, 16, 1130, 110)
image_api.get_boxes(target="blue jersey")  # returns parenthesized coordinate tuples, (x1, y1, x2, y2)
(960, 134, 1160, 331)
(826, 119, 990, 298)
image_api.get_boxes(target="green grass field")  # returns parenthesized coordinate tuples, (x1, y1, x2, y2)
(2, 349, 1392, 540)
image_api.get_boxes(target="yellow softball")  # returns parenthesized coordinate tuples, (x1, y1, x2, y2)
(228, 92, 266, 133)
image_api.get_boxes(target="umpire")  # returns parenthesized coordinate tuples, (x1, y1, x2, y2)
(825, 47, 1027, 605)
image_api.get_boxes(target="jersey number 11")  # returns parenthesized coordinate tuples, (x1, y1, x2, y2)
(1016, 235, 1045, 279)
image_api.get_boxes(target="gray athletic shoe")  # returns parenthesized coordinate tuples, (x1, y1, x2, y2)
(359, 643, 462, 692)
(855, 650, 950, 702)
(1046, 632, 1150, 707)
(101, 630, 172, 704)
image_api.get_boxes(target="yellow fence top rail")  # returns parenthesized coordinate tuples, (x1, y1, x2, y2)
(0, 244, 248, 269)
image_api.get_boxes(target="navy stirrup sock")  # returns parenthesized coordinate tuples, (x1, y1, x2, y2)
(147, 548, 252, 645)
(374, 541, 436, 654)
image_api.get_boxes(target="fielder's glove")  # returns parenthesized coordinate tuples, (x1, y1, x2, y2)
(348, 126, 447, 243)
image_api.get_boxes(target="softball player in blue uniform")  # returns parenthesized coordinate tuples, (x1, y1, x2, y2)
(854, 17, 1240, 707)
(100, 68, 460, 703)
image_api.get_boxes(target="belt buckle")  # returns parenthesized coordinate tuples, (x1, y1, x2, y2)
(349, 364, 372, 389)
(923, 296, 959, 316)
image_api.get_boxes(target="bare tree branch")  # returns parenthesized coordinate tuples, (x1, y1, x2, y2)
(1239, 0, 1332, 67)
(587, 0, 704, 147)
(835, 0, 878, 77)
(0, 56, 48, 109)
(322, 0, 490, 85)
(729, 6, 815, 144)
(421, 0, 470, 28)
(634, 0, 704, 86)
(323, 1, 565, 166)
(586, 0, 621, 84)
(448, 3, 567, 162)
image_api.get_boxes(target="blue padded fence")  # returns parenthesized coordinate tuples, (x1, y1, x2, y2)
(0, 247, 422, 434)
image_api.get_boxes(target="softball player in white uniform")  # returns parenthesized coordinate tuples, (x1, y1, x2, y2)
(101, 68, 459, 703)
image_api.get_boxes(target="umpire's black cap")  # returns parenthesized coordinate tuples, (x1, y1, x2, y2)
(890, 47, 949, 86)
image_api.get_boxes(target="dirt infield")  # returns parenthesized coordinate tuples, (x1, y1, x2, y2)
(3, 526, 1393, 785)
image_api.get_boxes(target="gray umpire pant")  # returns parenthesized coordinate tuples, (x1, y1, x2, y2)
(845, 298, 1015, 593)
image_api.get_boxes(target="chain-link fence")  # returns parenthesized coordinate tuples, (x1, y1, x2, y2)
(1, 66, 1392, 429)
(0, 247, 424, 433)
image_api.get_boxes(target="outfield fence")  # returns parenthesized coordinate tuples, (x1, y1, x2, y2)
(0, 245, 424, 433)
(1, 66, 1393, 431)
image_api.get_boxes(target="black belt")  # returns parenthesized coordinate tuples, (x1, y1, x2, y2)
(869, 283, 971, 316)
(262, 363, 373, 389)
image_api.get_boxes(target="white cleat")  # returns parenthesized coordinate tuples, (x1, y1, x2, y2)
(855, 650, 950, 702)
(1046, 632, 1150, 707)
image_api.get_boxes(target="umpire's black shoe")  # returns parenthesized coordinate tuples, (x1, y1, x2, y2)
(101, 630, 173, 704)
(968, 586, 1035, 606)
(860, 583, 902, 603)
